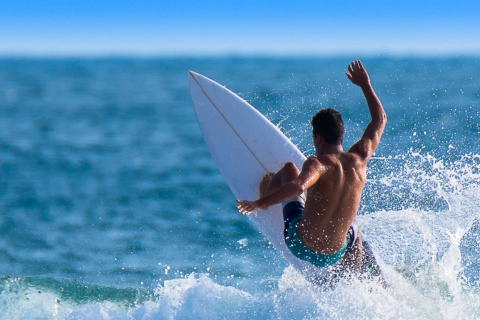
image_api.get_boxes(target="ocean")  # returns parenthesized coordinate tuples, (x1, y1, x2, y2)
(0, 57, 479, 319)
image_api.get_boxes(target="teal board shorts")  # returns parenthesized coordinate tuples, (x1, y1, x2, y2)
(283, 197, 358, 268)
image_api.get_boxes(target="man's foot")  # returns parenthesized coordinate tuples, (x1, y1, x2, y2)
(259, 172, 275, 197)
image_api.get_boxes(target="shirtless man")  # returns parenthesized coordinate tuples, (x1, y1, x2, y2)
(237, 60, 387, 272)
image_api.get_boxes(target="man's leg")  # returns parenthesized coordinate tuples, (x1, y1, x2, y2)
(259, 162, 303, 239)
(338, 231, 363, 275)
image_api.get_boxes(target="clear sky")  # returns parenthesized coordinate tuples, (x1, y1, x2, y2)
(1, 0, 479, 57)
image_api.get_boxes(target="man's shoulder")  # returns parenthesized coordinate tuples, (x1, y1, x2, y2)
(304, 156, 322, 167)
(307, 154, 365, 170)
(342, 151, 369, 171)
(344, 150, 365, 160)
(309, 154, 341, 168)
(302, 156, 333, 172)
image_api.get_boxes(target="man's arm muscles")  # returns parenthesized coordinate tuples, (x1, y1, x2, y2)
(346, 61, 387, 160)
(237, 158, 323, 215)
(349, 83, 387, 159)
(256, 158, 322, 208)
(362, 83, 386, 125)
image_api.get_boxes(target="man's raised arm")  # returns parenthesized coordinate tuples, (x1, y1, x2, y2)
(346, 60, 387, 160)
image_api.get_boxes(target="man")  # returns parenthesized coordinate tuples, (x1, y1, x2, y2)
(236, 60, 386, 273)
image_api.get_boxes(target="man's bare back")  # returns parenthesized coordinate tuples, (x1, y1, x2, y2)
(237, 60, 386, 271)
(300, 152, 366, 255)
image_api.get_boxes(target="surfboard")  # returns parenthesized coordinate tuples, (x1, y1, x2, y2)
(189, 71, 383, 284)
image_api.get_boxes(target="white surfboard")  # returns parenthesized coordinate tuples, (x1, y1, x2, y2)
(189, 71, 328, 278)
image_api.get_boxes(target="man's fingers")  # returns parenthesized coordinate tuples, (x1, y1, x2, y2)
(238, 206, 252, 215)
(237, 200, 252, 215)
(237, 199, 262, 215)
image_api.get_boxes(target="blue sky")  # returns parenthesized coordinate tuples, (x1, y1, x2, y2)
(1, 0, 479, 56)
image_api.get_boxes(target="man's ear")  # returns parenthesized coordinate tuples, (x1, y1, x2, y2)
(313, 134, 323, 144)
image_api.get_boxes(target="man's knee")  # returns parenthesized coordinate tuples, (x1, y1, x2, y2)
(283, 162, 299, 173)
(280, 162, 300, 182)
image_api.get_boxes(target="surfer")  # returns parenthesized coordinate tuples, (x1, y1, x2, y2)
(237, 60, 386, 273)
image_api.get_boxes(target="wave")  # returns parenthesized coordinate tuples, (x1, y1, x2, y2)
(2, 258, 479, 320)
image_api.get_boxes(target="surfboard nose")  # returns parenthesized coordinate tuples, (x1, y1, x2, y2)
(189, 70, 200, 79)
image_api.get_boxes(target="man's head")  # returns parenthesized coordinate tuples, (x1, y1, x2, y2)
(311, 108, 344, 145)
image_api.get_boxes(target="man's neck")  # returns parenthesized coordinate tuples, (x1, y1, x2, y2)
(316, 144, 344, 157)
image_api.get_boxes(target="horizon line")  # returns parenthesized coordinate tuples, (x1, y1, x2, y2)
(0, 51, 479, 60)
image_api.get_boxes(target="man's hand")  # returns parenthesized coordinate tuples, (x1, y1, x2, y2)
(346, 60, 370, 88)
(236, 199, 264, 215)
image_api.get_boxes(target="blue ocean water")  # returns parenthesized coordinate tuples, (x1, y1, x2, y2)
(0, 57, 479, 319)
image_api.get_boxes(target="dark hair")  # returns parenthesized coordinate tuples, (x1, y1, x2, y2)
(311, 108, 344, 145)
